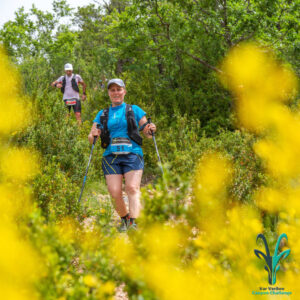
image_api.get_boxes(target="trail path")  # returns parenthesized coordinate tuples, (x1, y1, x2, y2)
(82, 191, 130, 300)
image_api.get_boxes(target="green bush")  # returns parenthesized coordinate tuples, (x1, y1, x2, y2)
(28, 209, 117, 300)
(34, 160, 80, 219)
(148, 119, 267, 203)
(140, 168, 190, 225)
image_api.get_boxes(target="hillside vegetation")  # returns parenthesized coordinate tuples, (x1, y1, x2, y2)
(0, 0, 299, 299)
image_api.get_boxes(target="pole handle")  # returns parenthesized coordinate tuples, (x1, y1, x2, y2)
(92, 123, 101, 144)
(147, 117, 154, 136)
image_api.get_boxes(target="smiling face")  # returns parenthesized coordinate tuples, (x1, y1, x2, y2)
(108, 84, 126, 107)
(65, 70, 73, 76)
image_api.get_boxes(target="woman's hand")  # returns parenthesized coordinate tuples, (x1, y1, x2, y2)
(88, 123, 101, 144)
(91, 127, 101, 137)
(143, 123, 156, 137)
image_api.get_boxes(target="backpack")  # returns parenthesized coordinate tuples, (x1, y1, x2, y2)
(61, 74, 80, 94)
(100, 104, 143, 149)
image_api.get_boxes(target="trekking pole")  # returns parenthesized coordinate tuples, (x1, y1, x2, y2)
(148, 117, 164, 175)
(78, 127, 100, 203)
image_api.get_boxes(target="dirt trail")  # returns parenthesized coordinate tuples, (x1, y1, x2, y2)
(82, 192, 129, 300)
(115, 283, 128, 300)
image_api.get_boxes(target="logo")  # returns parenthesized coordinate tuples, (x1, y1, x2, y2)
(254, 233, 290, 285)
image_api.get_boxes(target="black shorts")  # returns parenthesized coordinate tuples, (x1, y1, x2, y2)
(64, 99, 81, 113)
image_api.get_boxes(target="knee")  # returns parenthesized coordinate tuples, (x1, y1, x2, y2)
(125, 184, 140, 195)
(108, 187, 121, 199)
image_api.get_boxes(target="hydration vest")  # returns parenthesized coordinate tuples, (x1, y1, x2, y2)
(100, 104, 143, 149)
(61, 74, 80, 94)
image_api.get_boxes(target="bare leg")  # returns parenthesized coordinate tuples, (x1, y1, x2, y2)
(75, 112, 82, 125)
(124, 170, 143, 218)
(105, 174, 127, 217)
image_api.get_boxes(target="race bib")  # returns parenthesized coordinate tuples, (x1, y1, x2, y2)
(111, 138, 132, 154)
(65, 99, 77, 106)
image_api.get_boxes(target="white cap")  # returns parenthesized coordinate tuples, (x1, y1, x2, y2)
(64, 63, 73, 71)
(107, 78, 125, 89)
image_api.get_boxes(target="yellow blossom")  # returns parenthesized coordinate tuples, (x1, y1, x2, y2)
(0, 148, 39, 182)
(83, 274, 99, 288)
(0, 47, 43, 300)
(220, 42, 299, 294)
(100, 281, 115, 294)
(56, 217, 78, 245)
(0, 47, 29, 135)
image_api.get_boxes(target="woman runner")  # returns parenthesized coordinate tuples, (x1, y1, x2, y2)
(88, 78, 156, 231)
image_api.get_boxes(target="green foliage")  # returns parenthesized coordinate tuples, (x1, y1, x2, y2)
(100, 0, 300, 129)
(33, 160, 80, 219)
(79, 180, 115, 226)
(1, 1, 298, 299)
(28, 209, 117, 299)
(141, 168, 190, 224)
(27, 91, 93, 179)
(152, 120, 266, 202)
(1, 0, 277, 232)
(17, 89, 104, 219)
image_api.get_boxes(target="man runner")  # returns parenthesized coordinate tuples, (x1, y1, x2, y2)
(51, 63, 87, 124)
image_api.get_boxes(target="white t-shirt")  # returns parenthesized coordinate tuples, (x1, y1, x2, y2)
(57, 74, 83, 100)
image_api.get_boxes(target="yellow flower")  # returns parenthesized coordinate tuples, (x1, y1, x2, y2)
(83, 274, 99, 288)
(56, 217, 78, 245)
(220, 42, 300, 292)
(0, 148, 39, 182)
(0, 47, 29, 136)
(194, 152, 233, 197)
(0, 47, 43, 300)
(101, 281, 115, 294)
(220, 43, 297, 103)
(220, 43, 297, 135)
(143, 224, 182, 263)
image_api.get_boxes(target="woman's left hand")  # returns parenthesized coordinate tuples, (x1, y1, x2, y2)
(143, 123, 156, 136)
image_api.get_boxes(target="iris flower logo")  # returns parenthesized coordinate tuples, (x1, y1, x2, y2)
(254, 233, 290, 285)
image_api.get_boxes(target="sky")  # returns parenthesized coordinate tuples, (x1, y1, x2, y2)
(0, 0, 101, 27)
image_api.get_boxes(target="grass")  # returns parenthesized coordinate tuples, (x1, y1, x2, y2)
(80, 179, 116, 228)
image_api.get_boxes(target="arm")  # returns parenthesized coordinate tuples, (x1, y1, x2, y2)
(51, 80, 62, 88)
(88, 122, 101, 144)
(139, 116, 156, 139)
(78, 80, 87, 100)
(52, 76, 63, 88)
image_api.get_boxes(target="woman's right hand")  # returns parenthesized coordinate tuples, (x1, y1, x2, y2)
(91, 127, 101, 137)
(88, 124, 101, 144)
